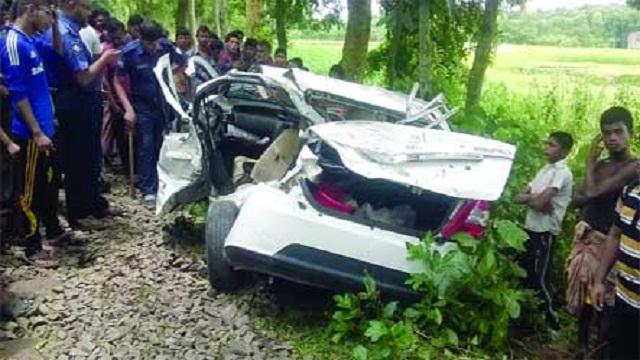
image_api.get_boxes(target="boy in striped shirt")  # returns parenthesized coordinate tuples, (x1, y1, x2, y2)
(592, 161, 640, 360)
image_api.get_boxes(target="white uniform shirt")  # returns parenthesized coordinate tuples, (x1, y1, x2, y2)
(177, 48, 194, 57)
(525, 159, 573, 235)
(79, 25, 102, 57)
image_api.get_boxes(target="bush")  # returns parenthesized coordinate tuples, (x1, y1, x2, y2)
(329, 221, 530, 359)
(328, 79, 640, 358)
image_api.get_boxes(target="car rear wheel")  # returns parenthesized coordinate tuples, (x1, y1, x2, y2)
(206, 201, 245, 291)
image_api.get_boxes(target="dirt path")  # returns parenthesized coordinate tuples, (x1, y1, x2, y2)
(0, 177, 294, 360)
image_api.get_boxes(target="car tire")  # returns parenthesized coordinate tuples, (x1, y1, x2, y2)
(205, 200, 245, 291)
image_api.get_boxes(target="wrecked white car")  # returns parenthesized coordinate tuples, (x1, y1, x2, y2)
(155, 59, 516, 297)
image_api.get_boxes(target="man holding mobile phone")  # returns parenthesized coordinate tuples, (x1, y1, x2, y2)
(567, 107, 638, 359)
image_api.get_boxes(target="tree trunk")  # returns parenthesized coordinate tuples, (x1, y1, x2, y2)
(387, 11, 400, 89)
(221, 0, 228, 35)
(340, 0, 372, 83)
(275, 0, 288, 50)
(176, 0, 189, 30)
(176, 0, 196, 34)
(214, 0, 221, 36)
(418, 0, 432, 99)
(246, 0, 264, 38)
(465, 0, 501, 118)
(188, 0, 196, 34)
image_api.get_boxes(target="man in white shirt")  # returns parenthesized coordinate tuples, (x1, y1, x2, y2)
(175, 27, 193, 57)
(79, 7, 108, 58)
(516, 131, 574, 329)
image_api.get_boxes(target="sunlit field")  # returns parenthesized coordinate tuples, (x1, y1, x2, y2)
(290, 40, 640, 93)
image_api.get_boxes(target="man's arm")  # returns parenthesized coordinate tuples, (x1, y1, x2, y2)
(73, 49, 119, 87)
(583, 134, 636, 200)
(524, 188, 558, 213)
(592, 225, 622, 311)
(3, 42, 52, 152)
(50, 9, 63, 55)
(0, 127, 19, 156)
(103, 75, 119, 111)
(573, 185, 588, 207)
(584, 162, 637, 200)
(113, 75, 135, 128)
(15, 99, 52, 152)
(514, 186, 532, 204)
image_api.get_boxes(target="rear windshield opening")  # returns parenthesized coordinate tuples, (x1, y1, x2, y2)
(300, 170, 459, 236)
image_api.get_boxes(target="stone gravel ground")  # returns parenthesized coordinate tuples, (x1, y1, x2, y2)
(0, 176, 296, 360)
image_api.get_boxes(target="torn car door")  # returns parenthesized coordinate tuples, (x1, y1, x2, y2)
(155, 55, 210, 214)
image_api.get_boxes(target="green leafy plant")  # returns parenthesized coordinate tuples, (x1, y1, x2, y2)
(328, 220, 529, 359)
(329, 275, 421, 359)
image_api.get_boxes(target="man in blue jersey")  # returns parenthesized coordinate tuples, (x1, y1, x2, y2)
(1, 0, 68, 267)
(46, 0, 119, 228)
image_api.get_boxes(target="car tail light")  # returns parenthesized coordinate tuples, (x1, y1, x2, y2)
(441, 200, 491, 239)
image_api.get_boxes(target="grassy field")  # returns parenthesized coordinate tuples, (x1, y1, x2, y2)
(287, 40, 350, 77)
(289, 40, 640, 92)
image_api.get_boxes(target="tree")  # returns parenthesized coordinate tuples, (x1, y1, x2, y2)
(465, 0, 500, 119)
(341, 0, 372, 82)
(268, 0, 334, 52)
(628, 0, 640, 9)
(274, 0, 289, 49)
(176, 0, 197, 35)
(246, 0, 265, 37)
(418, 0, 432, 98)
(214, 0, 229, 36)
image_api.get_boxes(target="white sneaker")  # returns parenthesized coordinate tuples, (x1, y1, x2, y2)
(142, 194, 157, 210)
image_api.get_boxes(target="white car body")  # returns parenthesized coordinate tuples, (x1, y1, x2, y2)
(154, 59, 516, 295)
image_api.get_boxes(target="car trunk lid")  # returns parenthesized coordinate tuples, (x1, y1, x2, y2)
(307, 121, 516, 201)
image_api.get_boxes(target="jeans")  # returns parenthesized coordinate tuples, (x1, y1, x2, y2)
(135, 108, 164, 196)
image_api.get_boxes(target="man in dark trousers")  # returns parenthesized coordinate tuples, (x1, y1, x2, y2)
(114, 21, 185, 210)
(566, 107, 638, 359)
(1, 0, 71, 266)
(592, 162, 640, 360)
(45, 0, 119, 228)
(516, 131, 574, 330)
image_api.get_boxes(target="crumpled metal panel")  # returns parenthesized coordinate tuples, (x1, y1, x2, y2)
(308, 121, 516, 201)
(156, 131, 208, 215)
(261, 67, 441, 120)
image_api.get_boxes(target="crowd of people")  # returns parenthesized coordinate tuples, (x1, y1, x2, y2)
(0, 0, 333, 267)
(515, 107, 638, 359)
(0, 0, 637, 358)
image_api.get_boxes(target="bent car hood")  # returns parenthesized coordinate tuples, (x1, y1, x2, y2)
(308, 121, 516, 201)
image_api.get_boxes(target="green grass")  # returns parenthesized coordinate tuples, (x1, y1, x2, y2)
(288, 40, 381, 77)
(487, 44, 640, 92)
(288, 40, 345, 76)
(289, 40, 640, 92)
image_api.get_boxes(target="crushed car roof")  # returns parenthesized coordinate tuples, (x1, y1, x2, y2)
(255, 67, 442, 120)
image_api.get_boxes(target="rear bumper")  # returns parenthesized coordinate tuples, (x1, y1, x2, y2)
(221, 184, 428, 296)
(225, 244, 416, 298)
(224, 185, 426, 273)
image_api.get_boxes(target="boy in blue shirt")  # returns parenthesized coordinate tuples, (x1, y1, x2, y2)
(1, 0, 68, 267)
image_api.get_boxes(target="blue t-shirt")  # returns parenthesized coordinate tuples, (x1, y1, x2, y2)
(0, 26, 54, 139)
(116, 38, 186, 110)
(43, 13, 97, 92)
